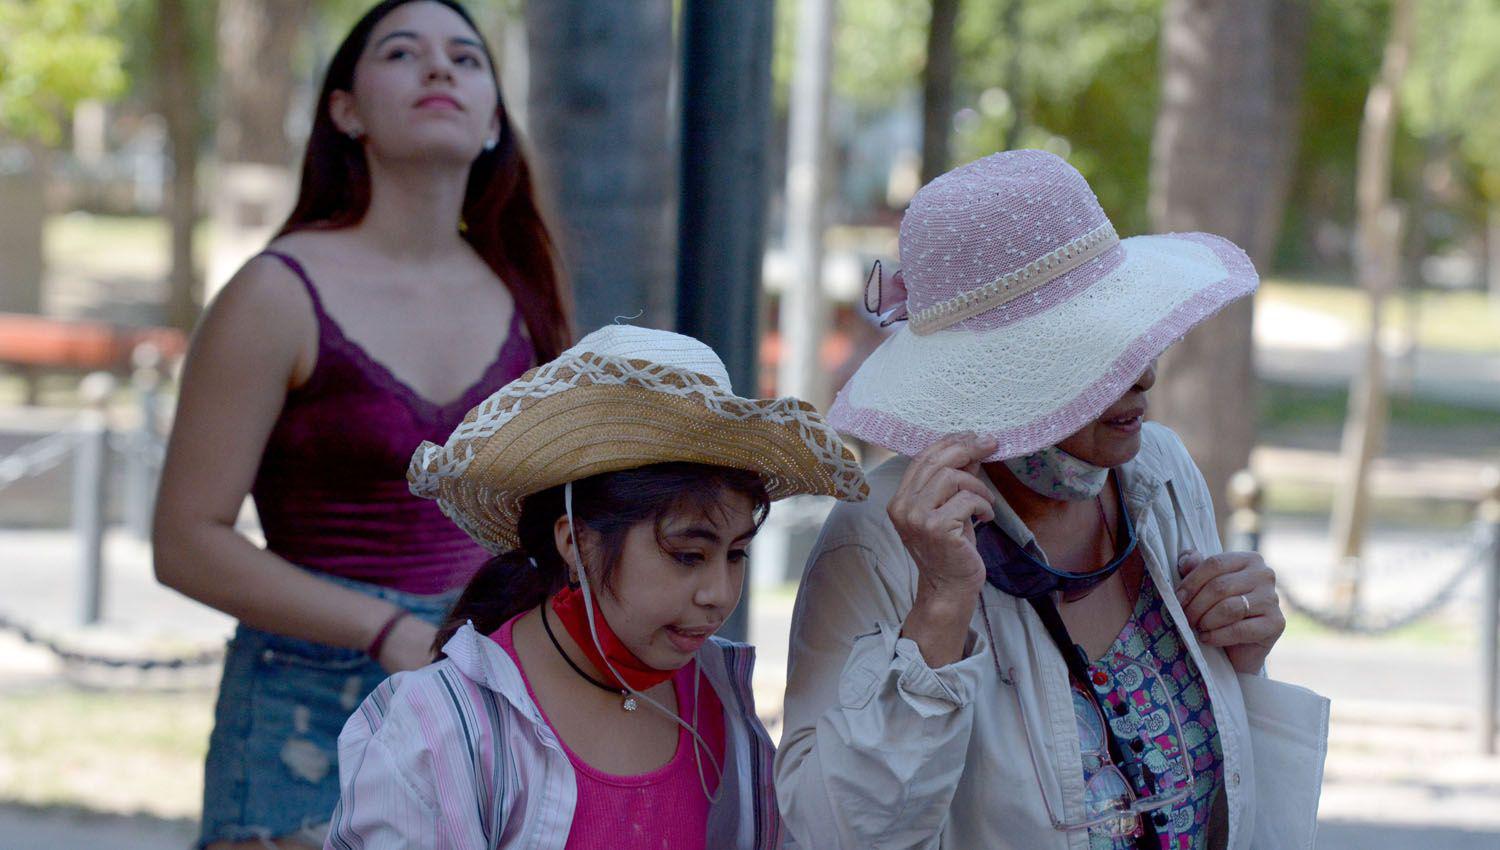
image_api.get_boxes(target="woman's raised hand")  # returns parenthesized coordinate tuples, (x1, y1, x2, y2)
(889, 433, 998, 667)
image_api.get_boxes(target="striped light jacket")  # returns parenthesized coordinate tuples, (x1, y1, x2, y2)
(325, 622, 783, 850)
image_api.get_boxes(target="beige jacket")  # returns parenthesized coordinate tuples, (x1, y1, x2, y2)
(775, 423, 1329, 850)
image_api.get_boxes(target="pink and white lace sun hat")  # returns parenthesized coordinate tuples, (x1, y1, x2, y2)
(828, 149, 1259, 461)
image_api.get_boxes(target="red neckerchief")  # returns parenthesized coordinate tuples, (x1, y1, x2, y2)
(550, 587, 675, 692)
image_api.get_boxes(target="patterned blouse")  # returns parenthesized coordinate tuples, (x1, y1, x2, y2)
(1080, 569, 1225, 849)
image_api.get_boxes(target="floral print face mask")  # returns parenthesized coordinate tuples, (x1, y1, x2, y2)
(1002, 445, 1110, 501)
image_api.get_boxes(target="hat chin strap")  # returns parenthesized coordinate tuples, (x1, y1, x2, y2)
(564, 481, 724, 803)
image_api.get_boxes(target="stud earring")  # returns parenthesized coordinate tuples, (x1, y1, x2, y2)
(483, 137, 498, 152)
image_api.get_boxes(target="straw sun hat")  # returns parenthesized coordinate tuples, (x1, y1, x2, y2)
(829, 149, 1260, 461)
(409, 325, 869, 554)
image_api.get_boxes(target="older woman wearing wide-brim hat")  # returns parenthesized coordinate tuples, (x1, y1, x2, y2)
(776, 151, 1329, 850)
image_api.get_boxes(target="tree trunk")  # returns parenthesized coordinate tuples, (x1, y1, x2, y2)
(158, 0, 203, 331)
(1329, 0, 1415, 611)
(1147, 0, 1308, 540)
(920, 0, 960, 184)
(1001, 0, 1025, 151)
(208, 0, 307, 298)
(525, 0, 676, 334)
(0, 144, 46, 315)
(216, 0, 304, 168)
(1489, 205, 1500, 314)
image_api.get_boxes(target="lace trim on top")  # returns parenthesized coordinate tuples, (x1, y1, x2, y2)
(265, 250, 530, 420)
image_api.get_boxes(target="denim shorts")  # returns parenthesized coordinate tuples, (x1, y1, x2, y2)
(198, 573, 458, 847)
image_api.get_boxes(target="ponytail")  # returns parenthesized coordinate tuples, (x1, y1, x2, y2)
(431, 552, 558, 654)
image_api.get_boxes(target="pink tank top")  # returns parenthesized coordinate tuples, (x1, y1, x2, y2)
(251, 252, 534, 594)
(492, 616, 727, 850)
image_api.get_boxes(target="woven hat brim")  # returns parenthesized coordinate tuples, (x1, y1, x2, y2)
(829, 232, 1256, 461)
(411, 357, 868, 554)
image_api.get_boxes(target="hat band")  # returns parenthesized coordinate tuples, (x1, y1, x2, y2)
(908, 221, 1119, 335)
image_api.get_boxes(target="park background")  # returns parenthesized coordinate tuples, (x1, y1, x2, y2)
(1, 0, 1499, 846)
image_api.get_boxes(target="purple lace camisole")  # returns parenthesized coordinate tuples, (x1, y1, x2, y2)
(249, 251, 534, 595)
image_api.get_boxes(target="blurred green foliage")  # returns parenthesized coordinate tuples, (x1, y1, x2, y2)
(0, 0, 128, 143)
(774, 0, 1163, 233)
(774, 0, 1500, 277)
(1405, 0, 1500, 199)
(9, 0, 1500, 281)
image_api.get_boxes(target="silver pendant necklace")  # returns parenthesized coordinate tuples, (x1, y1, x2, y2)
(541, 604, 638, 711)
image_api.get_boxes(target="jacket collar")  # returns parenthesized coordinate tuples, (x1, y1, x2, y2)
(439, 621, 757, 722)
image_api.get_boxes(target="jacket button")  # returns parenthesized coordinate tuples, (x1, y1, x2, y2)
(1130, 739, 1145, 753)
(1113, 702, 1129, 717)
(1092, 670, 1109, 686)
(1231, 771, 1241, 786)
(1153, 811, 1169, 827)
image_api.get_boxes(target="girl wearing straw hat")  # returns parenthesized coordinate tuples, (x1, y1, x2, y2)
(324, 325, 867, 849)
(776, 151, 1328, 850)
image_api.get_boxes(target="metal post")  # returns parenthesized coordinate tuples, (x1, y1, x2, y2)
(74, 371, 116, 625)
(777, 0, 834, 409)
(1226, 469, 1264, 553)
(1479, 465, 1500, 755)
(676, 0, 776, 643)
(127, 342, 163, 539)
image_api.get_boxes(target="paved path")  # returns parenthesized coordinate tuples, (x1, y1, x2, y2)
(3, 514, 1500, 847)
(0, 805, 196, 850)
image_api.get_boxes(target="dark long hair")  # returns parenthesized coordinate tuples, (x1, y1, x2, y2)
(277, 0, 571, 360)
(433, 463, 772, 654)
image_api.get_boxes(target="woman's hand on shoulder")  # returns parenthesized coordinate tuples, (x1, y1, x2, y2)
(377, 613, 440, 673)
(1175, 550, 1286, 674)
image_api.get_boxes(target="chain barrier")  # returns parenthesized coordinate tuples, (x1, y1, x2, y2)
(0, 608, 224, 670)
(0, 426, 165, 494)
(108, 428, 166, 469)
(2, 420, 197, 671)
(1276, 520, 1496, 635)
(0, 429, 80, 493)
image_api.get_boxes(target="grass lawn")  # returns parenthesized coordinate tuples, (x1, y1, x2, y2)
(1260, 478, 1478, 528)
(1260, 277, 1500, 354)
(37, 216, 1500, 355)
(1259, 381, 1500, 431)
(0, 686, 214, 819)
(1280, 607, 1473, 648)
(44, 213, 212, 283)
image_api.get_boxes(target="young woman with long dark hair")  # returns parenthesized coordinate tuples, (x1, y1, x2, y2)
(324, 325, 869, 849)
(152, 2, 568, 846)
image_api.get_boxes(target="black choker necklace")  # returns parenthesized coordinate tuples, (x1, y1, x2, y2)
(540, 604, 638, 712)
